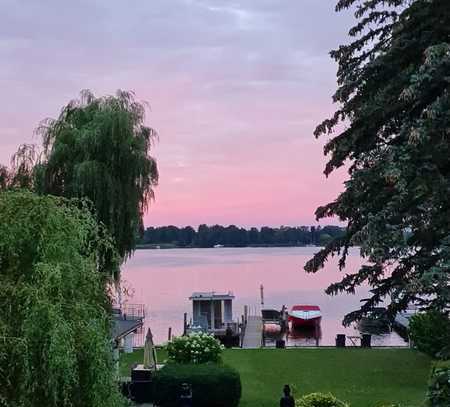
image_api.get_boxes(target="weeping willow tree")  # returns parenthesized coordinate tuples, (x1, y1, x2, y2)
(35, 90, 158, 274)
(0, 144, 38, 191)
(306, 0, 450, 324)
(0, 166, 8, 191)
(0, 191, 123, 407)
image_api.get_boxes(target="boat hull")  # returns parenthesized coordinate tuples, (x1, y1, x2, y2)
(289, 315, 321, 328)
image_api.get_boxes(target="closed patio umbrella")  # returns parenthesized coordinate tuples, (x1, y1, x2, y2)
(143, 327, 157, 370)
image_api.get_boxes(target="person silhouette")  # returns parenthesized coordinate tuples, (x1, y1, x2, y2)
(280, 384, 295, 407)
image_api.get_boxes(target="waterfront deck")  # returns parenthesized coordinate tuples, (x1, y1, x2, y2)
(112, 304, 145, 346)
(242, 315, 263, 348)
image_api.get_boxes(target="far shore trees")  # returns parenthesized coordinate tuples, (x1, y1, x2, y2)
(306, 0, 450, 324)
(34, 90, 158, 276)
(140, 224, 345, 247)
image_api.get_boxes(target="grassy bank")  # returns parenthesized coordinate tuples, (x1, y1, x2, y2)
(120, 348, 430, 407)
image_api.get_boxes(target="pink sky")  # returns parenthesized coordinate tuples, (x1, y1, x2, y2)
(0, 0, 353, 228)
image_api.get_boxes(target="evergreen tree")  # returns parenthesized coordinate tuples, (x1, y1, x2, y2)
(306, 0, 450, 324)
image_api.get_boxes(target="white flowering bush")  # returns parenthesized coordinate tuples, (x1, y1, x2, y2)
(296, 393, 349, 407)
(167, 332, 225, 364)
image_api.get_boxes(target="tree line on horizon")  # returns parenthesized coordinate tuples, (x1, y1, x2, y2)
(140, 224, 346, 248)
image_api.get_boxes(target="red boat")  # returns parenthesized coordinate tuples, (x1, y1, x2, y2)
(289, 305, 322, 328)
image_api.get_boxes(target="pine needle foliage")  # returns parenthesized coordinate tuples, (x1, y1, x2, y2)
(0, 191, 123, 407)
(306, 0, 450, 324)
(36, 90, 158, 271)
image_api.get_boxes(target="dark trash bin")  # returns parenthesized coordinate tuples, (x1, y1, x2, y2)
(224, 326, 234, 349)
(130, 367, 153, 403)
(276, 339, 286, 348)
(336, 334, 346, 347)
(361, 334, 371, 348)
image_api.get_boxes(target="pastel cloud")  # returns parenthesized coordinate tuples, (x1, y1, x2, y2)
(0, 0, 354, 227)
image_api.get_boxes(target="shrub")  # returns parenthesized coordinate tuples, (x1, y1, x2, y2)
(409, 311, 450, 358)
(167, 332, 224, 364)
(153, 363, 241, 407)
(296, 392, 349, 407)
(425, 361, 450, 407)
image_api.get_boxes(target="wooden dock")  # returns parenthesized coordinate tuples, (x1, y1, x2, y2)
(242, 316, 263, 348)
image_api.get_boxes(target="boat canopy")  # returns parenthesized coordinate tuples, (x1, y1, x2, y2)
(262, 309, 281, 320)
(189, 291, 235, 301)
(189, 291, 234, 331)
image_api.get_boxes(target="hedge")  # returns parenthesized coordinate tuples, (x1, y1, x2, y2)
(409, 311, 450, 358)
(152, 363, 241, 407)
(426, 360, 450, 407)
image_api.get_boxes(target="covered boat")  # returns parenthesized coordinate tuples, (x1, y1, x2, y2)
(358, 307, 391, 334)
(289, 305, 321, 328)
(261, 309, 281, 322)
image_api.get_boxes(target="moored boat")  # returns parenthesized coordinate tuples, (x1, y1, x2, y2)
(289, 305, 321, 328)
(358, 307, 391, 334)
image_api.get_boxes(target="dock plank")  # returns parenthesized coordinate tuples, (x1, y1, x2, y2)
(242, 316, 263, 349)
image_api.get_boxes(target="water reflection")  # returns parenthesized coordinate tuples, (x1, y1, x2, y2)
(121, 247, 407, 347)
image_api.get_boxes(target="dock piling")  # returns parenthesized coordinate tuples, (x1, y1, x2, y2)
(183, 313, 187, 336)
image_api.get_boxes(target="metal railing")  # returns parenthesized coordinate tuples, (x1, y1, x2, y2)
(121, 303, 145, 320)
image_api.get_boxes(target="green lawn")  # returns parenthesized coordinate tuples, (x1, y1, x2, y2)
(120, 348, 431, 407)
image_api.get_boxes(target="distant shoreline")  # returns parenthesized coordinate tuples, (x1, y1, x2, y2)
(135, 243, 320, 250)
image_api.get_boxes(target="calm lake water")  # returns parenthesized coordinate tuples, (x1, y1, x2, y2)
(121, 247, 407, 347)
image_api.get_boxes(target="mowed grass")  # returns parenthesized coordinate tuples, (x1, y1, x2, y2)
(224, 349, 430, 407)
(120, 348, 431, 407)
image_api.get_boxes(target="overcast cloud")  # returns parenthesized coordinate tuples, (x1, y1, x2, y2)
(0, 0, 355, 227)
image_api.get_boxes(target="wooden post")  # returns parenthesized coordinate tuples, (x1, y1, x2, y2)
(168, 327, 172, 341)
(240, 315, 245, 348)
(260, 284, 264, 307)
(210, 300, 215, 330)
(183, 312, 187, 336)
